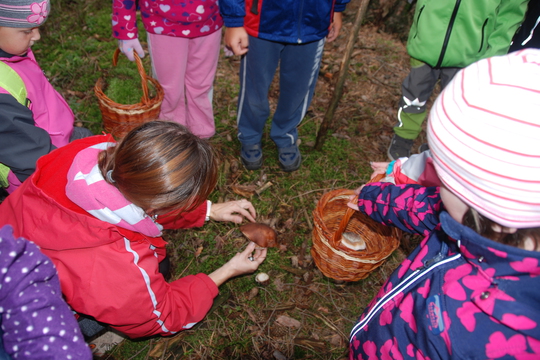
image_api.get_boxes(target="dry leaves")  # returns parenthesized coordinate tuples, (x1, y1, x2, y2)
(275, 315, 301, 328)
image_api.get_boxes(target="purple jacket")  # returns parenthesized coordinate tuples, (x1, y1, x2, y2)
(0, 225, 92, 359)
(349, 183, 540, 359)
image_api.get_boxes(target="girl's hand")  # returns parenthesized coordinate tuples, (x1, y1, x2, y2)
(208, 242, 267, 286)
(370, 161, 390, 179)
(209, 199, 256, 223)
(347, 192, 360, 211)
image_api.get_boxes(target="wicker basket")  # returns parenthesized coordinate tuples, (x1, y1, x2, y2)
(94, 49, 164, 139)
(311, 175, 401, 281)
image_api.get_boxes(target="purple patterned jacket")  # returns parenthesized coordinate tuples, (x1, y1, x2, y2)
(349, 182, 540, 359)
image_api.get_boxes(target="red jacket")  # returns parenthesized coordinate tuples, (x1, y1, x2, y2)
(0, 135, 219, 338)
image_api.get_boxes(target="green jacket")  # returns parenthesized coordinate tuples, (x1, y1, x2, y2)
(407, 0, 529, 68)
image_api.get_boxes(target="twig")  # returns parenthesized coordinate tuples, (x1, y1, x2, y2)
(159, 338, 169, 360)
(297, 192, 313, 230)
(174, 257, 195, 281)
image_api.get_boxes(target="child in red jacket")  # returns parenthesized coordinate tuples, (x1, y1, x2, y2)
(0, 121, 267, 338)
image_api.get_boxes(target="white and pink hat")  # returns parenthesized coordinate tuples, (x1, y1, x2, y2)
(428, 49, 540, 229)
(0, 0, 49, 28)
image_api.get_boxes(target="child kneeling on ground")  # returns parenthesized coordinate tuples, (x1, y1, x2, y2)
(0, 121, 267, 339)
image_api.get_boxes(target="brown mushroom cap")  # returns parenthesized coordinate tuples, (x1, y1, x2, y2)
(240, 223, 278, 248)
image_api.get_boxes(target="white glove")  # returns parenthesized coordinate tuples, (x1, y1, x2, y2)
(118, 39, 145, 62)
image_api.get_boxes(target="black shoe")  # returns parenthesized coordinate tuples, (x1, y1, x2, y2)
(240, 143, 263, 170)
(418, 143, 430, 153)
(387, 134, 413, 161)
(278, 144, 302, 172)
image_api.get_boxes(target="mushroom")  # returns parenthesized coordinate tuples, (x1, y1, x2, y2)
(255, 272, 270, 285)
(240, 223, 278, 248)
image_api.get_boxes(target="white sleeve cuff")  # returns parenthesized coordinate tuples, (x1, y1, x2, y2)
(205, 200, 212, 221)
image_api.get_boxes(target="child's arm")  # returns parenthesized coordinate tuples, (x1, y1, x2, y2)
(483, 0, 530, 58)
(0, 94, 55, 182)
(355, 182, 442, 235)
(219, 0, 249, 55)
(111, 0, 145, 61)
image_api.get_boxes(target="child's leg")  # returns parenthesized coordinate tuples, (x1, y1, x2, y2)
(270, 38, 325, 148)
(147, 33, 189, 126)
(184, 30, 221, 138)
(237, 36, 282, 146)
(394, 60, 439, 141)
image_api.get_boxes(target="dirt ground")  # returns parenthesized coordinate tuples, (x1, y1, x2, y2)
(133, 2, 428, 359)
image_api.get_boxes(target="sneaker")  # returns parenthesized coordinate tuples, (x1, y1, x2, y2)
(240, 143, 263, 170)
(88, 330, 126, 357)
(278, 144, 302, 172)
(387, 134, 413, 161)
(418, 143, 430, 153)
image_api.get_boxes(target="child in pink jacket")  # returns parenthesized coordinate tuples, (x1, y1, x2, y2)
(112, 0, 222, 138)
(0, 0, 92, 194)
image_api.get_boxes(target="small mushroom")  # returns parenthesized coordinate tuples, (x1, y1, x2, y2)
(240, 223, 278, 248)
(340, 232, 366, 251)
(255, 272, 270, 285)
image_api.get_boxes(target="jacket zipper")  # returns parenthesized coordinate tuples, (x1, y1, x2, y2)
(479, 18, 488, 52)
(297, 0, 305, 43)
(435, 0, 462, 68)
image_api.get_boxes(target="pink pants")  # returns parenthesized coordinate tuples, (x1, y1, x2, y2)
(147, 30, 221, 138)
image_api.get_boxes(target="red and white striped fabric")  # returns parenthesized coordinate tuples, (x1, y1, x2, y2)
(428, 49, 540, 228)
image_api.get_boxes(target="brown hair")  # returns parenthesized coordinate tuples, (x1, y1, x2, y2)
(98, 121, 218, 214)
(462, 209, 540, 250)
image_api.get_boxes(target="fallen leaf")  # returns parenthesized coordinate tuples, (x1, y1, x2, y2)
(329, 333, 343, 347)
(273, 277, 286, 292)
(283, 218, 294, 229)
(247, 287, 259, 300)
(273, 350, 287, 360)
(194, 246, 203, 258)
(275, 315, 301, 328)
(231, 184, 258, 198)
(213, 235, 225, 253)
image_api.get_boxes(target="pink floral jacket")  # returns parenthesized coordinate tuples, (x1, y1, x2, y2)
(112, 0, 223, 39)
(349, 183, 540, 359)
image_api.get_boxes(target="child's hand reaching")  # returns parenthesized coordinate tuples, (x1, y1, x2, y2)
(208, 242, 267, 286)
(118, 39, 145, 62)
(370, 161, 390, 179)
(209, 199, 256, 223)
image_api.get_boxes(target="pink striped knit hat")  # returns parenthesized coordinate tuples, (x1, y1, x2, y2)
(0, 0, 49, 28)
(428, 49, 540, 228)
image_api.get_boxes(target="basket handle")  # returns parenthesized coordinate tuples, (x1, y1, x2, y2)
(331, 173, 386, 247)
(112, 48, 151, 105)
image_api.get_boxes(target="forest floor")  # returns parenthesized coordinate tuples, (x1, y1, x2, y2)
(33, 0, 430, 358)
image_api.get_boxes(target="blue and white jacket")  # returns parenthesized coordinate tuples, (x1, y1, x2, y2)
(350, 182, 540, 359)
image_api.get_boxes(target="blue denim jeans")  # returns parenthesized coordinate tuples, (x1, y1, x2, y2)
(237, 36, 324, 148)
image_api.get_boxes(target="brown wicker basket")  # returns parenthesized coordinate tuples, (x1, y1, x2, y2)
(311, 175, 402, 281)
(94, 49, 164, 139)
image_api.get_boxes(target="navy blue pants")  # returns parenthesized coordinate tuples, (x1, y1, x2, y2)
(237, 36, 325, 148)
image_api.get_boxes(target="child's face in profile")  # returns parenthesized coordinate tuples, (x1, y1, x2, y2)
(0, 26, 40, 56)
